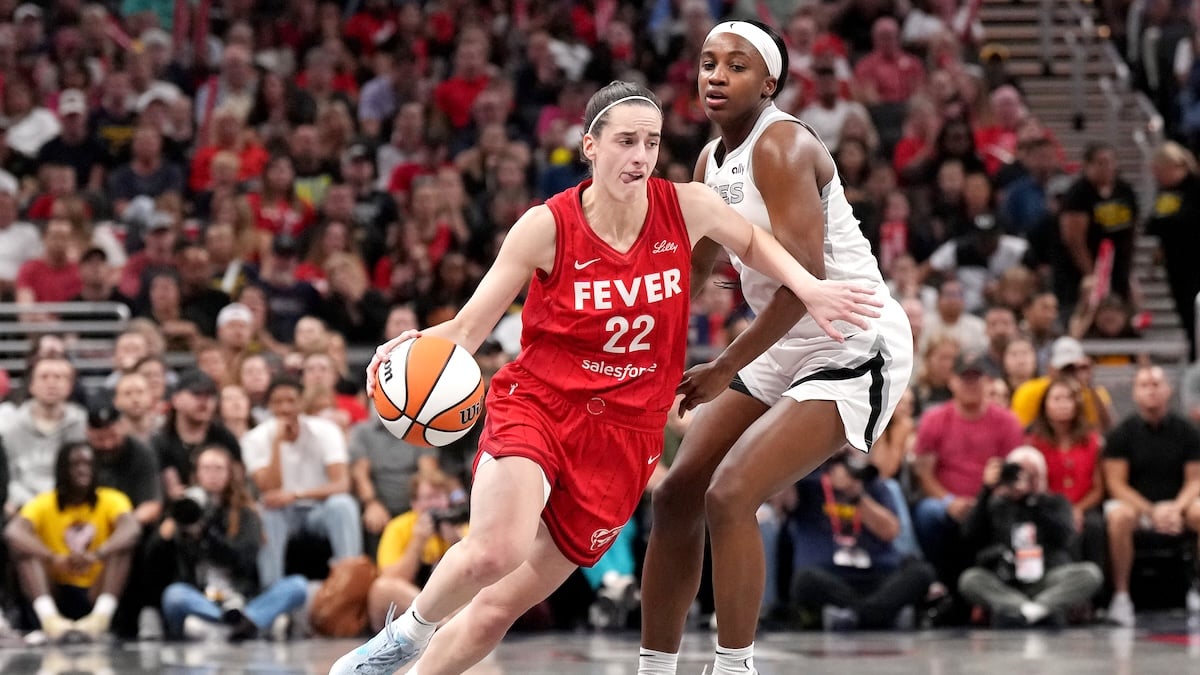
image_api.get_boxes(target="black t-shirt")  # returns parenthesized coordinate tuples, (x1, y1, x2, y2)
(36, 135, 108, 188)
(89, 108, 137, 168)
(152, 422, 243, 488)
(95, 438, 162, 507)
(1146, 173, 1200, 289)
(1104, 412, 1200, 502)
(1061, 177, 1139, 297)
(182, 287, 233, 337)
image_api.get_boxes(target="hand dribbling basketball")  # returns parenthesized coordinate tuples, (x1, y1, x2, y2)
(365, 329, 422, 397)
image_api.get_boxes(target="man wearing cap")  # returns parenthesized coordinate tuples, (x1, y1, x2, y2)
(912, 354, 1025, 584)
(36, 89, 107, 192)
(71, 247, 134, 316)
(0, 177, 40, 300)
(926, 211, 1031, 315)
(91, 71, 137, 169)
(1011, 336, 1115, 432)
(87, 405, 162, 528)
(255, 234, 321, 343)
(14, 218, 81, 304)
(216, 302, 257, 365)
(118, 211, 176, 298)
(150, 369, 241, 502)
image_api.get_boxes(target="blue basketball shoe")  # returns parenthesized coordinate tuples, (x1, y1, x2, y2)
(329, 605, 429, 675)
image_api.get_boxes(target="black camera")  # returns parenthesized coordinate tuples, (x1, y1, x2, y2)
(831, 453, 879, 484)
(429, 504, 470, 528)
(169, 486, 210, 526)
(999, 462, 1024, 486)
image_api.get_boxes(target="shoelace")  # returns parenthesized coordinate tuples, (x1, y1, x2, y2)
(358, 604, 405, 673)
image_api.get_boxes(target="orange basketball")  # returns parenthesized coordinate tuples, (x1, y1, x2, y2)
(373, 336, 484, 447)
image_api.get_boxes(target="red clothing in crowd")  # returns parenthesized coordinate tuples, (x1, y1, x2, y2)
(244, 192, 317, 237)
(434, 75, 491, 130)
(853, 51, 925, 103)
(16, 259, 81, 302)
(189, 144, 271, 192)
(1026, 432, 1102, 504)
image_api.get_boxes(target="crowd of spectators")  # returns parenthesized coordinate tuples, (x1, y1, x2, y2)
(0, 0, 1194, 646)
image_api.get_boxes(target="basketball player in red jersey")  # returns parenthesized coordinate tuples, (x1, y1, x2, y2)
(330, 80, 882, 675)
(638, 22, 914, 675)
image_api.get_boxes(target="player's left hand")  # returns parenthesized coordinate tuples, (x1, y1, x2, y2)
(676, 360, 738, 414)
(805, 280, 882, 342)
(365, 329, 423, 396)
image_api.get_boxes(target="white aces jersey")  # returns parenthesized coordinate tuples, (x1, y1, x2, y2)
(702, 103, 885, 341)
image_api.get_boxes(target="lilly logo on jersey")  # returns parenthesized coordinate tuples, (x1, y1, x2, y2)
(651, 239, 678, 254)
(580, 359, 658, 381)
(573, 269, 683, 311)
(590, 525, 625, 551)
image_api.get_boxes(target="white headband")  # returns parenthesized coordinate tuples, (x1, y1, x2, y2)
(585, 95, 660, 136)
(705, 21, 783, 80)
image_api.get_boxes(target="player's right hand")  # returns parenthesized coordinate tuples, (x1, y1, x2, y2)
(806, 280, 882, 342)
(365, 329, 423, 396)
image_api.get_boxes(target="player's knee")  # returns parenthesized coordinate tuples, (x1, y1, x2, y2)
(460, 541, 526, 585)
(703, 478, 752, 524)
(651, 472, 706, 523)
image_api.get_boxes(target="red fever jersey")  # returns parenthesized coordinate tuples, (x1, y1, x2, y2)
(513, 177, 693, 417)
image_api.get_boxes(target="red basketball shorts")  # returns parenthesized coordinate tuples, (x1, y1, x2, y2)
(473, 366, 665, 567)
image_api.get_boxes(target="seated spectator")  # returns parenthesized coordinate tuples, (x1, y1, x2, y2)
(194, 340, 230, 387)
(176, 242, 232, 338)
(152, 369, 242, 501)
(1021, 291, 1062, 361)
(113, 373, 163, 445)
(926, 214, 1031, 316)
(979, 306, 1018, 378)
(0, 181, 42, 301)
(1103, 366, 1200, 627)
(319, 252, 390, 345)
(105, 125, 185, 218)
(87, 406, 163, 529)
(922, 278, 987, 357)
(119, 212, 177, 299)
(134, 355, 172, 416)
(154, 446, 308, 641)
(1002, 335, 1039, 395)
(219, 384, 258, 440)
(301, 352, 368, 430)
(15, 218, 81, 306)
(36, 88, 106, 192)
(798, 55, 871, 152)
(3, 356, 87, 513)
(136, 271, 202, 353)
(958, 448, 1103, 627)
(254, 235, 322, 343)
(349, 414, 440, 556)
(242, 376, 362, 587)
(245, 155, 317, 241)
(853, 17, 925, 106)
(913, 355, 1025, 584)
(1068, 292, 1145, 366)
(1011, 337, 1114, 432)
(5, 443, 139, 640)
(913, 334, 959, 413)
(71, 247, 134, 311)
(103, 330, 152, 390)
(367, 469, 465, 630)
(1025, 377, 1105, 565)
(788, 451, 936, 631)
(216, 302, 257, 368)
(235, 353, 275, 420)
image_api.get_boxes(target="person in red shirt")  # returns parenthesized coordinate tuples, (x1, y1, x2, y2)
(330, 80, 882, 675)
(853, 17, 926, 105)
(432, 40, 492, 132)
(15, 218, 81, 304)
(188, 106, 269, 193)
(244, 155, 316, 238)
(1025, 376, 1105, 564)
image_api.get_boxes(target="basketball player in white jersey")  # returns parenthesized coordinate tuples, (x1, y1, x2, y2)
(638, 20, 914, 675)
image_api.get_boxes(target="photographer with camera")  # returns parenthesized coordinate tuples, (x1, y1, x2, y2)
(367, 469, 467, 631)
(151, 445, 308, 641)
(787, 448, 937, 631)
(958, 446, 1103, 627)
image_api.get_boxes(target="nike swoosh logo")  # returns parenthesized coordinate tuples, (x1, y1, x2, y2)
(647, 453, 661, 465)
(574, 257, 601, 270)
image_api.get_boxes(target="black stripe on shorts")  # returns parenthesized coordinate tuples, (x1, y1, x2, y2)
(788, 351, 886, 450)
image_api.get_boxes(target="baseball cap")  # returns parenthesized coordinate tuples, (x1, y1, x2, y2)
(342, 142, 372, 164)
(954, 353, 995, 378)
(80, 247, 107, 264)
(13, 3, 42, 22)
(58, 89, 88, 117)
(140, 28, 172, 50)
(135, 84, 179, 113)
(173, 369, 218, 396)
(272, 234, 299, 256)
(147, 211, 174, 232)
(217, 302, 254, 328)
(1049, 336, 1088, 370)
(87, 404, 121, 428)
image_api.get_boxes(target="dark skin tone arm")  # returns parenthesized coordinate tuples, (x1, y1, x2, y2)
(1060, 210, 1094, 276)
(678, 123, 830, 412)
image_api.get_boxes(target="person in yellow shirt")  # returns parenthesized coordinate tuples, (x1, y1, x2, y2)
(1011, 336, 1114, 432)
(4, 442, 140, 641)
(366, 470, 466, 631)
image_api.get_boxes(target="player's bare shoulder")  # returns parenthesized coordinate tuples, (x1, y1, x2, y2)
(756, 121, 827, 173)
(673, 181, 732, 246)
(504, 203, 558, 274)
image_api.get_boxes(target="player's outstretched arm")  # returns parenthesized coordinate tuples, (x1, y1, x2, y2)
(677, 182, 881, 342)
(365, 206, 556, 394)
